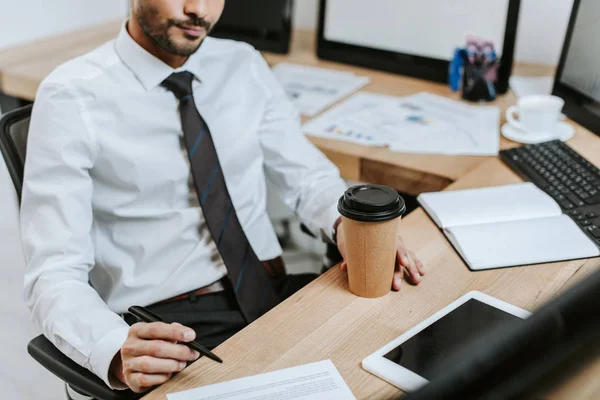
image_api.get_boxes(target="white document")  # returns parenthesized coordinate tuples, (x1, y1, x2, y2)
(302, 92, 500, 155)
(418, 183, 600, 270)
(387, 93, 500, 155)
(167, 360, 356, 400)
(272, 63, 370, 117)
(302, 92, 406, 146)
(509, 76, 555, 98)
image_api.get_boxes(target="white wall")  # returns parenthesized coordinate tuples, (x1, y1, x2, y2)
(0, 0, 128, 50)
(293, 0, 574, 66)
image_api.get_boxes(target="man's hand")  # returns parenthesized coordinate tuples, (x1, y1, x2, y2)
(111, 322, 201, 393)
(336, 221, 425, 290)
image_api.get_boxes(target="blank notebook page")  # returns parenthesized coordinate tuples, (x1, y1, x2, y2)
(418, 183, 561, 228)
(446, 215, 600, 270)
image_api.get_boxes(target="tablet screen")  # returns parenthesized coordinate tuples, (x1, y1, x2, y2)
(383, 299, 522, 379)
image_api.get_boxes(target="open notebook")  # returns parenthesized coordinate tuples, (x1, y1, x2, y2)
(418, 183, 600, 270)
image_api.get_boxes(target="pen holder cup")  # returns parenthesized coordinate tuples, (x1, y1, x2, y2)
(461, 63, 498, 102)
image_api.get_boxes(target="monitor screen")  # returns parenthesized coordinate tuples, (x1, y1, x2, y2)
(323, 0, 510, 62)
(559, 1, 600, 103)
(210, 0, 292, 54)
(554, 0, 600, 134)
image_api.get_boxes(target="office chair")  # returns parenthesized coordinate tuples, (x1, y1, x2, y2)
(0, 105, 141, 400)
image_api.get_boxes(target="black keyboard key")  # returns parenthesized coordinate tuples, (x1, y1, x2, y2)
(584, 194, 600, 205)
(590, 227, 600, 239)
(587, 212, 598, 219)
(519, 164, 549, 188)
(579, 220, 592, 227)
(559, 200, 574, 209)
(565, 193, 585, 207)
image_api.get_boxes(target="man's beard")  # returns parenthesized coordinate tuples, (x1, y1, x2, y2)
(136, 4, 213, 57)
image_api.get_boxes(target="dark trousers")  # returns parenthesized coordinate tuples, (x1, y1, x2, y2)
(124, 274, 318, 349)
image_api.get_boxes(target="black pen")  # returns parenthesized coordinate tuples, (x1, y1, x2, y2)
(128, 305, 223, 364)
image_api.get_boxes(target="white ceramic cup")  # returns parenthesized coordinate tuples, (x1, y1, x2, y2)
(506, 95, 564, 135)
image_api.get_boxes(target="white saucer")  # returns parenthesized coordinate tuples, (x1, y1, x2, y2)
(501, 122, 575, 144)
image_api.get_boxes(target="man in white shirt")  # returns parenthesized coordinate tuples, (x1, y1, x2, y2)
(21, 0, 424, 394)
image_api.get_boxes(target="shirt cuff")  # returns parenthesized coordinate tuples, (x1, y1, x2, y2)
(89, 325, 130, 390)
(320, 201, 342, 244)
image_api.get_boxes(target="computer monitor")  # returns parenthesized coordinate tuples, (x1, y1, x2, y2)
(553, 0, 600, 136)
(210, 0, 293, 54)
(317, 0, 521, 94)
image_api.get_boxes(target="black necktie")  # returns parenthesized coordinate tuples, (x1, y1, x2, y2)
(161, 71, 279, 322)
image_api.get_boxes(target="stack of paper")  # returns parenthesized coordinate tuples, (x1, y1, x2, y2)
(303, 92, 500, 155)
(272, 63, 370, 117)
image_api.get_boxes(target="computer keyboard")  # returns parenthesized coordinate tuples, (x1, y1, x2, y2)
(500, 140, 600, 247)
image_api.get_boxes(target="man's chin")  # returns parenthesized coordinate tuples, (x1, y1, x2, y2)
(165, 37, 203, 57)
(167, 32, 204, 55)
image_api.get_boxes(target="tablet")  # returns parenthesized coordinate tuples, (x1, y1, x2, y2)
(362, 291, 531, 392)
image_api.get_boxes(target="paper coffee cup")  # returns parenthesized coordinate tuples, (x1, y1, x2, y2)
(338, 185, 406, 298)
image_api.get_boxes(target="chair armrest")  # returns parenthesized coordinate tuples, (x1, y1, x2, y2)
(27, 335, 142, 400)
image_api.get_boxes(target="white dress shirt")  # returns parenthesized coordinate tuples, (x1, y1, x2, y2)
(21, 23, 345, 389)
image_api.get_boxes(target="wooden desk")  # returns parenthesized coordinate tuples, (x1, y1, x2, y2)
(143, 128, 600, 399)
(0, 25, 552, 194)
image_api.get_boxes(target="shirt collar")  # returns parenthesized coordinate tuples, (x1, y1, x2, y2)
(115, 21, 203, 91)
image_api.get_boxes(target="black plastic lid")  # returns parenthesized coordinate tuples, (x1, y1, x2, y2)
(338, 185, 406, 222)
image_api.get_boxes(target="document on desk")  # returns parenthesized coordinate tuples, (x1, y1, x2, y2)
(272, 63, 370, 117)
(302, 92, 407, 146)
(388, 92, 500, 155)
(166, 360, 356, 400)
(303, 91, 500, 155)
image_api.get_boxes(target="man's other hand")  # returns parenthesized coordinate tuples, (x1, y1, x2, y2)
(111, 322, 200, 393)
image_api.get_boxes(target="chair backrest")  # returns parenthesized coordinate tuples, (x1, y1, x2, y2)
(0, 104, 33, 201)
